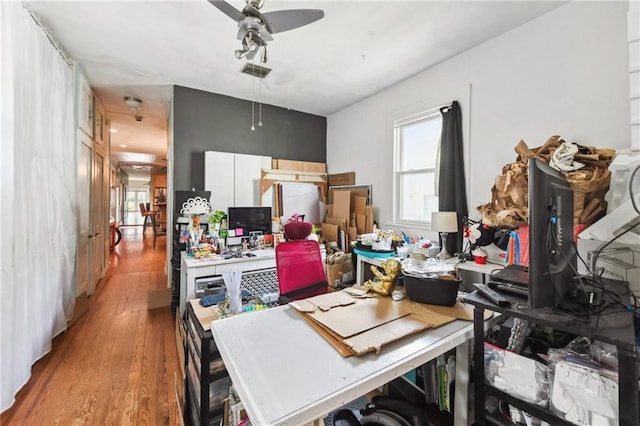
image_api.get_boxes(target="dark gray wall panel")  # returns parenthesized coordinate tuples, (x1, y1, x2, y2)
(173, 85, 326, 191)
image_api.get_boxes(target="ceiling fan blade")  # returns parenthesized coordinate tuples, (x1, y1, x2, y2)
(207, 0, 244, 22)
(262, 9, 324, 34)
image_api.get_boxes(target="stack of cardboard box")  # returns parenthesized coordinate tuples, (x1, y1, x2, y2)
(321, 173, 374, 253)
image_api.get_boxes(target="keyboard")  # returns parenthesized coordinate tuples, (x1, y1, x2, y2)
(487, 280, 528, 297)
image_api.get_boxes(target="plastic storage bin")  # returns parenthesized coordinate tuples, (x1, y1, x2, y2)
(403, 274, 461, 306)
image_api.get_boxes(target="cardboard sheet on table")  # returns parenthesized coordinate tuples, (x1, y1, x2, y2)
(305, 294, 410, 338)
(297, 312, 355, 357)
(344, 310, 456, 355)
(289, 291, 356, 313)
(295, 300, 456, 356)
(414, 301, 494, 321)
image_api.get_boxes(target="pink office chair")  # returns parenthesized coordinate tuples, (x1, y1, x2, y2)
(275, 239, 328, 304)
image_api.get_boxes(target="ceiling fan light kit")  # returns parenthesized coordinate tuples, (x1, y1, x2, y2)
(124, 96, 142, 109)
(210, 0, 323, 130)
(209, 0, 324, 64)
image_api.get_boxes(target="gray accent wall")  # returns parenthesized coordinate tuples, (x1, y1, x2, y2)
(172, 85, 327, 191)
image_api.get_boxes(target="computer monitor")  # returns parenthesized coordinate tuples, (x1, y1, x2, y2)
(528, 158, 578, 309)
(227, 207, 272, 236)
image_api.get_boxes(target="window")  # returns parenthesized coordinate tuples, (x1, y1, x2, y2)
(394, 110, 442, 225)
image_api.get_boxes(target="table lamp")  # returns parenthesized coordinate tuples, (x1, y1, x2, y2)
(431, 211, 459, 260)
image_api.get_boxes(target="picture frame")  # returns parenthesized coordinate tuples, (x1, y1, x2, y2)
(249, 231, 263, 249)
(154, 187, 167, 205)
(273, 233, 285, 247)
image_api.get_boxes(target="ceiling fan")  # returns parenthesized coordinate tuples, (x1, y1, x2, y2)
(208, 0, 324, 62)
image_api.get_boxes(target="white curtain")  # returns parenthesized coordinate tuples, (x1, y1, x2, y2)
(1, 2, 77, 412)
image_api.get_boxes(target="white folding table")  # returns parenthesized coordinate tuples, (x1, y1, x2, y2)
(211, 304, 475, 426)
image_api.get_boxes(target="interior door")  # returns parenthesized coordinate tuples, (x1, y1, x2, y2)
(90, 142, 107, 295)
(77, 130, 92, 296)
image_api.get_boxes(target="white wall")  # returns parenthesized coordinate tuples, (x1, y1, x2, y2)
(327, 1, 630, 240)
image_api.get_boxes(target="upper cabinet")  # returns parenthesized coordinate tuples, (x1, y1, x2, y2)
(94, 97, 106, 147)
(77, 71, 94, 138)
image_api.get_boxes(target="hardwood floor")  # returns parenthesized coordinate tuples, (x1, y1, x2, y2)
(1, 227, 182, 426)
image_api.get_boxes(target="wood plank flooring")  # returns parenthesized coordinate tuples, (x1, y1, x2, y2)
(1, 226, 182, 426)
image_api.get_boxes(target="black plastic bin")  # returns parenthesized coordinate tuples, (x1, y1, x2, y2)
(403, 274, 461, 306)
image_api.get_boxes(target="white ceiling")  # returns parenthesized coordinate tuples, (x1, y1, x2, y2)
(27, 0, 566, 174)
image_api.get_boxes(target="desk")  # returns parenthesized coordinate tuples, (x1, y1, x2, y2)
(180, 248, 326, 316)
(180, 250, 278, 316)
(356, 253, 503, 285)
(211, 304, 477, 426)
(456, 261, 504, 283)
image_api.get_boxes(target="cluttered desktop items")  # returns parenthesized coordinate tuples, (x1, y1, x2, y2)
(182, 206, 275, 259)
(475, 158, 604, 313)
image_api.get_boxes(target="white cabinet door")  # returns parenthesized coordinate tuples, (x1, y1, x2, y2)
(93, 96, 105, 147)
(77, 72, 94, 137)
(204, 151, 271, 212)
(205, 151, 235, 213)
(90, 142, 107, 294)
(234, 153, 272, 207)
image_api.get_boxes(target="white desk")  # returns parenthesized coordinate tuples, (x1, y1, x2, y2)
(180, 248, 327, 316)
(356, 253, 504, 285)
(456, 261, 504, 283)
(179, 250, 277, 316)
(211, 304, 475, 426)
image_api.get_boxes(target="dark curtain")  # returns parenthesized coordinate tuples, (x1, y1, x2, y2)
(438, 101, 468, 256)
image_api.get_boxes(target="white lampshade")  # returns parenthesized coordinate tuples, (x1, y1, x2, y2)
(431, 212, 459, 233)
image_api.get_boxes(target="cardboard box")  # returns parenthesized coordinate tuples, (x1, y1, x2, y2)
(272, 159, 326, 172)
(329, 172, 356, 187)
(303, 161, 327, 173)
(365, 206, 374, 233)
(148, 288, 172, 309)
(326, 259, 355, 288)
(327, 187, 369, 204)
(321, 222, 339, 243)
(353, 195, 367, 215)
(333, 190, 351, 221)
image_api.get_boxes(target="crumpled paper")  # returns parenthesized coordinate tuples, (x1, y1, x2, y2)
(550, 142, 585, 172)
(477, 136, 615, 228)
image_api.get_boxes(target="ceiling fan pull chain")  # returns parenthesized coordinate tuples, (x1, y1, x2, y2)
(251, 63, 256, 131)
(258, 71, 263, 127)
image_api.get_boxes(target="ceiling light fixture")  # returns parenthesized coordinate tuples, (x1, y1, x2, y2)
(124, 96, 142, 109)
(135, 115, 143, 123)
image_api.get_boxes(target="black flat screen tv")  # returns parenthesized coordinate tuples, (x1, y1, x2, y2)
(528, 158, 577, 309)
(227, 207, 272, 236)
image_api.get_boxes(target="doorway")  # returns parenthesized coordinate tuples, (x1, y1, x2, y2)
(125, 189, 148, 226)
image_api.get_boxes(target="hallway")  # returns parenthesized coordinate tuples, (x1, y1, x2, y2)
(1, 228, 181, 425)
